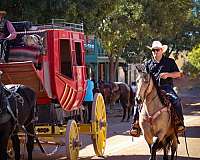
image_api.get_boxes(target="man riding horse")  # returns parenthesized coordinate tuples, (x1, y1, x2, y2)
(130, 40, 185, 137)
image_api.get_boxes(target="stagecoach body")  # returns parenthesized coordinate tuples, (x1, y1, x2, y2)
(0, 23, 87, 111)
(0, 21, 107, 159)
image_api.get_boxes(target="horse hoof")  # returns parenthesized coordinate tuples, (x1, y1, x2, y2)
(126, 119, 130, 122)
(121, 119, 124, 122)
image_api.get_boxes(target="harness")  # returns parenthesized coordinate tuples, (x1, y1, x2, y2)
(0, 84, 24, 126)
(143, 105, 171, 125)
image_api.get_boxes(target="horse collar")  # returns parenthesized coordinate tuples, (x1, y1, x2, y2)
(144, 106, 170, 125)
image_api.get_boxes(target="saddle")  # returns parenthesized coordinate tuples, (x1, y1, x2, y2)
(159, 89, 182, 133)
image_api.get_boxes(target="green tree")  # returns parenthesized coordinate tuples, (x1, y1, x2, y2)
(123, 0, 194, 63)
(96, 1, 143, 81)
(64, 0, 118, 34)
(184, 44, 200, 77)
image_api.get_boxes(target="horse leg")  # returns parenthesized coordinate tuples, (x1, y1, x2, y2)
(149, 137, 160, 160)
(163, 147, 169, 160)
(170, 135, 178, 160)
(0, 121, 13, 160)
(126, 107, 131, 122)
(26, 123, 34, 160)
(0, 130, 10, 160)
(121, 105, 126, 122)
(11, 133, 21, 160)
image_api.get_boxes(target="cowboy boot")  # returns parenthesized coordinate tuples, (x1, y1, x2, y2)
(130, 107, 141, 137)
(130, 120, 141, 137)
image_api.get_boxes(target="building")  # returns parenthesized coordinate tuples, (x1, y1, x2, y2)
(192, 0, 200, 17)
(84, 35, 126, 84)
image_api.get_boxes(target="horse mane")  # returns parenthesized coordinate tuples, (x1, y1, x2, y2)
(149, 72, 170, 106)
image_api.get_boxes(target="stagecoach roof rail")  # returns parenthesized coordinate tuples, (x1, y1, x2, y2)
(50, 19, 84, 32)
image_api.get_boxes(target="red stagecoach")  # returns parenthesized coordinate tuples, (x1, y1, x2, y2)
(0, 20, 107, 160)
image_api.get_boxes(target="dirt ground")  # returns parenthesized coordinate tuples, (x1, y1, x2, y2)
(26, 76, 200, 160)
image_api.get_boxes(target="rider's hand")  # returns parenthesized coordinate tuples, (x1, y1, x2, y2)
(159, 72, 169, 79)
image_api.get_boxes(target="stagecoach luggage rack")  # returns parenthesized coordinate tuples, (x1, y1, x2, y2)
(50, 19, 84, 32)
(11, 21, 32, 32)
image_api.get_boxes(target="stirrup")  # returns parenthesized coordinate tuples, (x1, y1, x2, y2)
(177, 125, 185, 133)
(130, 123, 141, 137)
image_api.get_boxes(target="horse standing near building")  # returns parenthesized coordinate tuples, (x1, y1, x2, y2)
(0, 73, 37, 160)
(98, 80, 135, 122)
(135, 65, 178, 160)
(109, 82, 135, 122)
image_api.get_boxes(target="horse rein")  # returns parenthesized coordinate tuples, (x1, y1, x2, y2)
(136, 72, 151, 112)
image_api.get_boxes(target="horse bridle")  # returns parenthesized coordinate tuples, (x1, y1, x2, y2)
(135, 72, 151, 110)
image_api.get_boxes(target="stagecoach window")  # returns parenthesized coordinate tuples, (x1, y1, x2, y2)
(60, 39, 72, 78)
(75, 42, 82, 66)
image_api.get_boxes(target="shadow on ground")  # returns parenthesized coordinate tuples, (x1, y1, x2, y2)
(180, 126, 200, 138)
(80, 154, 199, 160)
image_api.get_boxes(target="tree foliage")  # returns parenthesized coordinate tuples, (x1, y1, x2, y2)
(124, 0, 195, 62)
(0, 0, 199, 79)
(188, 44, 200, 69)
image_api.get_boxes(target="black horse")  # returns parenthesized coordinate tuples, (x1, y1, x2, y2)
(0, 82, 37, 160)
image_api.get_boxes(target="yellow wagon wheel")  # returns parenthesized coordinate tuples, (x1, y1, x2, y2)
(91, 93, 107, 156)
(66, 120, 80, 160)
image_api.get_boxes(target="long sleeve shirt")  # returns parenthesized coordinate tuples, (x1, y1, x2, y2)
(0, 19, 16, 40)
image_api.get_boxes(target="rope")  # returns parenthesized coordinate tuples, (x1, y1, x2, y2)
(183, 130, 190, 159)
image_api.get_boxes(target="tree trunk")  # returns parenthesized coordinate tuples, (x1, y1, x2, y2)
(109, 57, 115, 82)
(109, 56, 119, 82)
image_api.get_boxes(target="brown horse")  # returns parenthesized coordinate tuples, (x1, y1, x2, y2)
(97, 81, 112, 105)
(99, 81, 135, 122)
(135, 65, 178, 160)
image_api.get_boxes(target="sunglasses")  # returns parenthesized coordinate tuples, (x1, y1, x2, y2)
(152, 48, 161, 52)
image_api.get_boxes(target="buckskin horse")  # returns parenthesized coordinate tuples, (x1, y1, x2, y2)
(135, 64, 178, 160)
(98, 81, 135, 122)
(0, 76, 37, 160)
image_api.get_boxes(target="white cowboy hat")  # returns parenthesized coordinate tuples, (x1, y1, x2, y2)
(147, 41, 168, 53)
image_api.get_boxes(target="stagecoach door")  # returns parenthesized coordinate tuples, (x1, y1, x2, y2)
(60, 39, 72, 78)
